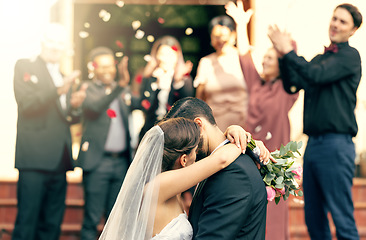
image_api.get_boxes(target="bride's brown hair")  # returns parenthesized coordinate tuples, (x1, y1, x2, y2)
(158, 117, 200, 172)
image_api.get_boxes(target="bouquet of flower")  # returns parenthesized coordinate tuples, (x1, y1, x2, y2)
(248, 139, 303, 204)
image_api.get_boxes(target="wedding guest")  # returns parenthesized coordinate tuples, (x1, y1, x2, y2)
(77, 47, 132, 240)
(99, 117, 268, 239)
(194, 15, 248, 132)
(226, 1, 299, 239)
(268, 3, 362, 239)
(12, 22, 86, 240)
(138, 35, 194, 141)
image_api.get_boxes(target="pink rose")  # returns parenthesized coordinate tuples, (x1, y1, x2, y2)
(292, 165, 303, 180)
(266, 186, 276, 201)
(276, 187, 286, 196)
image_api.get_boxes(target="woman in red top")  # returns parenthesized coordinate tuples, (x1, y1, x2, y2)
(226, 1, 299, 239)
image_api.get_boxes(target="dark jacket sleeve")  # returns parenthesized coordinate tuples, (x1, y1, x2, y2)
(282, 49, 361, 85)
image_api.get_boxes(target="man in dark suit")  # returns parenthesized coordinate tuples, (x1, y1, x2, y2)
(77, 47, 132, 240)
(164, 97, 267, 239)
(12, 23, 86, 240)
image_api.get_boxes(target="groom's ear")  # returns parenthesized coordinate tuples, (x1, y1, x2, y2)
(193, 117, 203, 128)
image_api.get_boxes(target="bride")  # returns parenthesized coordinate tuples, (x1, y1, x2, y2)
(99, 117, 258, 239)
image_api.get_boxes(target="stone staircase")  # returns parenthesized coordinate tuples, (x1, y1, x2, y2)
(1, 178, 366, 240)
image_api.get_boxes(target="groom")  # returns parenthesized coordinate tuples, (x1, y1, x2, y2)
(164, 97, 267, 239)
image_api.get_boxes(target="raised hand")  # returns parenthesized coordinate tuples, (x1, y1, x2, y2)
(267, 25, 294, 57)
(225, 0, 253, 55)
(58, 70, 81, 95)
(70, 82, 88, 109)
(225, 0, 253, 26)
(117, 56, 130, 87)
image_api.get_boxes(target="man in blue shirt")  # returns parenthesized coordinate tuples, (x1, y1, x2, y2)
(268, 4, 362, 240)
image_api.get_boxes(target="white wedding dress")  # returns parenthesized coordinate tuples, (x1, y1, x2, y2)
(151, 213, 193, 240)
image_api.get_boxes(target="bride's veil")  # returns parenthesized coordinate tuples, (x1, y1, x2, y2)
(99, 126, 164, 240)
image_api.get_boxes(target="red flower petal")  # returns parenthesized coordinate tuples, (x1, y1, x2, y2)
(23, 73, 31, 82)
(141, 99, 151, 110)
(115, 40, 124, 48)
(106, 109, 117, 118)
(92, 62, 98, 68)
(158, 17, 165, 24)
(135, 74, 143, 84)
(166, 103, 172, 111)
(171, 45, 178, 52)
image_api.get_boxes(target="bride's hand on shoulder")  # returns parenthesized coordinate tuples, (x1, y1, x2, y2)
(254, 140, 276, 165)
(224, 125, 251, 154)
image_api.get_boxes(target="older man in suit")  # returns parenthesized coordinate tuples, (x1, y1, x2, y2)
(12, 23, 86, 240)
(77, 47, 132, 240)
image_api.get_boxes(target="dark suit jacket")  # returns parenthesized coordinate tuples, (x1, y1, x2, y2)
(138, 76, 193, 139)
(188, 154, 267, 240)
(13, 56, 79, 171)
(77, 81, 132, 172)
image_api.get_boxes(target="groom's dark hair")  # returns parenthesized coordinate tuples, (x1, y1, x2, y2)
(163, 97, 216, 125)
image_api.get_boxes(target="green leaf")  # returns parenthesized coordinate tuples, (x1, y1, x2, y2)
(264, 173, 275, 185)
(279, 144, 286, 156)
(290, 141, 298, 152)
(297, 190, 303, 196)
(275, 183, 284, 189)
(297, 141, 303, 150)
(283, 194, 289, 201)
(275, 196, 281, 204)
(275, 176, 284, 184)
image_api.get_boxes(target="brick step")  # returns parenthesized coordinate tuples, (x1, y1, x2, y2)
(1, 178, 366, 240)
(0, 223, 104, 240)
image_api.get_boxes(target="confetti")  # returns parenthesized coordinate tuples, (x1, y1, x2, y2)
(141, 99, 151, 110)
(79, 31, 89, 39)
(171, 45, 178, 52)
(158, 17, 165, 24)
(115, 52, 123, 57)
(81, 141, 89, 152)
(106, 109, 117, 118)
(185, 27, 193, 35)
(132, 20, 141, 30)
(135, 30, 145, 39)
(147, 35, 155, 42)
(99, 9, 111, 22)
(30, 75, 38, 84)
(144, 55, 152, 62)
(84, 22, 90, 28)
(265, 132, 272, 140)
(23, 73, 31, 82)
(116, 40, 124, 48)
(135, 74, 143, 84)
(115, 0, 125, 7)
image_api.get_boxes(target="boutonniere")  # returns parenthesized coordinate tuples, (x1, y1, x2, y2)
(23, 73, 38, 84)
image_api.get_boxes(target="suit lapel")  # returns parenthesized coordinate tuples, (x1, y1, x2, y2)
(188, 178, 207, 222)
(37, 57, 67, 117)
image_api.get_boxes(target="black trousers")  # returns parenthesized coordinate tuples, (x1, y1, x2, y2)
(12, 170, 67, 240)
(81, 154, 129, 240)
